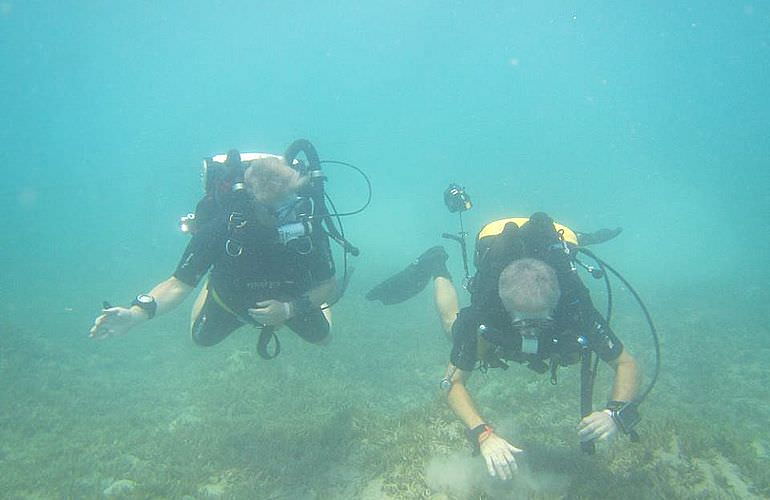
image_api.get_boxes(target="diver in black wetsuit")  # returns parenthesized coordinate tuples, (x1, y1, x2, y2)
(89, 153, 337, 353)
(366, 216, 622, 341)
(367, 211, 638, 481)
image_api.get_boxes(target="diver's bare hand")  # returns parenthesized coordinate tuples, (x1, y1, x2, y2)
(578, 410, 618, 442)
(480, 433, 522, 480)
(248, 300, 292, 326)
(89, 307, 139, 339)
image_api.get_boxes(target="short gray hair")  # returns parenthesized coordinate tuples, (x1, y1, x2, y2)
(498, 258, 560, 314)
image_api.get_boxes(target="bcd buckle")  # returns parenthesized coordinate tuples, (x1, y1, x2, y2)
(228, 212, 247, 230)
(225, 239, 243, 257)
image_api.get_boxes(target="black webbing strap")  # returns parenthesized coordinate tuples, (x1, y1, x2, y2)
(257, 326, 281, 360)
(580, 348, 596, 455)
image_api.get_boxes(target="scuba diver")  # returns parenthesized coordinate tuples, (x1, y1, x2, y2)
(367, 185, 655, 481)
(366, 184, 622, 342)
(90, 139, 364, 359)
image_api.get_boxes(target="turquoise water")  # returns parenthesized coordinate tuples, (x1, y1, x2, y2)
(1, 2, 768, 498)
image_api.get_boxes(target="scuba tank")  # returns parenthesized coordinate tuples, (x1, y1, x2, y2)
(181, 150, 281, 235)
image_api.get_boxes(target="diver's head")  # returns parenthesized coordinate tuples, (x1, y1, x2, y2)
(498, 258, 560, 320)
(244, 156, 309, 206)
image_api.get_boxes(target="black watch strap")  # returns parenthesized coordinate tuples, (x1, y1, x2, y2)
(606, 401, 641, 438)
(466, 424, 493, 456)
(130, 294, 157, 319)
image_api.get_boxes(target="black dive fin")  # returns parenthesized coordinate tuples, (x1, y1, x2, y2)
(366, 246, 448, 305)
(577, 227, 623, 246)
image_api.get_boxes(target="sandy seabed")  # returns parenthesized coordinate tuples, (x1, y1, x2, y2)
(1, 285, 768, 499)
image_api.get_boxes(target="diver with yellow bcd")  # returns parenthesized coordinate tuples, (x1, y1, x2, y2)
(366, 184, 659, 481)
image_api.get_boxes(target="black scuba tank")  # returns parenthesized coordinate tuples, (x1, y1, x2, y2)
(469, 212, 578, 307)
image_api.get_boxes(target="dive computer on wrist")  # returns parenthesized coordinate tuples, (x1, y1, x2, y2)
(130, 294, 157, 319)
(606, 400, 641, 439)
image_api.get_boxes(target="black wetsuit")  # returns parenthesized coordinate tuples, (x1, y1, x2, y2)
(450, 214, 623, 372)
(174, 196, 335, 346)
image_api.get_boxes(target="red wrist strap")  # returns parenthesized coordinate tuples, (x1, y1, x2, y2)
(477, 425, 494, 443)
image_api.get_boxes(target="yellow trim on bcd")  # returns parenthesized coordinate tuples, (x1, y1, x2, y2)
(478, 217, 579, 246)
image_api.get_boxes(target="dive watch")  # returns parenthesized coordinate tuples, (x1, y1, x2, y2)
(606, 400, 641, 440)
(130, 294, 157, 319)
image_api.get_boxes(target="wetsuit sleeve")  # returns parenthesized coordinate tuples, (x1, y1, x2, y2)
(173, 218, 223, 287)
(584, 309, 624, 362)
(450, 307, 481, 371)
(558, 273, 624, 362)
(308, 231, 335, 282)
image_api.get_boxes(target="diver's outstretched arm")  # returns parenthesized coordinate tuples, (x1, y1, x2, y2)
(446, 365, 523, 479)
(89, 276, 193, 339)
(605, 347, 640, 403)
(577, 347, 640, 443)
